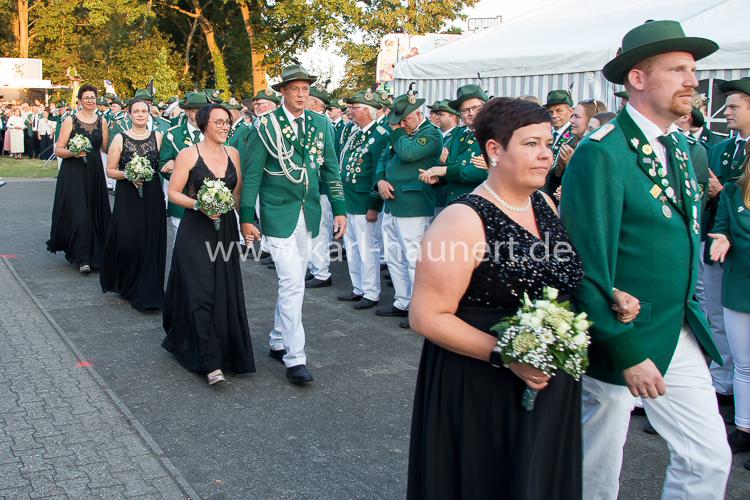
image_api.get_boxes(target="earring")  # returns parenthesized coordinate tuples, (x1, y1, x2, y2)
(490, 157, 498, 167)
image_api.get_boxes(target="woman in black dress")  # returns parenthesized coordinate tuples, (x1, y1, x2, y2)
(162, 104, 255, 385)
(408, 98, 586, 499)
(47, 84, 111, 273)
(99, 99, 166, 311)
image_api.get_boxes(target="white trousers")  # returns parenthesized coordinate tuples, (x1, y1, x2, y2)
(697, 242, 733, 394)
(101, 151, 115, 189)
(267, 211, 310, 367)
(308, 194, 332, 280)
(344, 213, 381, 301)
(382, 213, 431, 311)
(724, 307, 750, 427)
(582, 326, 731, 500)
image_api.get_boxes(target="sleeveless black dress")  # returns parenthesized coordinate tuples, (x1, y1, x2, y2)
(407, 192, 585, 500)
(99, 132, 166, 311)
(46, 115, 111, 268)
(162, 148, 255, 375)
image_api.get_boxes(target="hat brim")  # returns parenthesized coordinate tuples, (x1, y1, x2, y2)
(344, 97, 382, 109)
(271, 76, 318, 92)
(389, 98, 426, 125)
(719, 80, 750, 96)
(603, 37, 718, 84)
(448, 93, 488, 111)
(179, 101, 209, 109)
(544, 99, 573, 108)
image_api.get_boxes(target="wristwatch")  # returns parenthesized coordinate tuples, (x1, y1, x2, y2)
(489, 346, 503, 369)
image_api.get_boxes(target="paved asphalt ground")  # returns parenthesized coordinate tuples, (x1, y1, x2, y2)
(1, 178, 749, 499)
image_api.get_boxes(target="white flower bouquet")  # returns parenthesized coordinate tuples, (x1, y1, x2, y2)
(123, 153, 154, 198)
(67, 134, 92, 162)
(196, 179, 235, 231)
(491, 287, 591, 411)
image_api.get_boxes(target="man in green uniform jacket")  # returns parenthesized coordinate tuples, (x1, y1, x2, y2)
(560, 20, 730, 499)
(158, 92, 208, 232)
(374, 92, 442, 328)
(336, 90, 390, 309)
(239, 65, 346, 385)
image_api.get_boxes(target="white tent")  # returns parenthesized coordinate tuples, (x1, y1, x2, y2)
(394, 0, 750, 118)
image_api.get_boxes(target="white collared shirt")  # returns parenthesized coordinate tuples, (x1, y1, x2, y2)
(186, 121, 203, 143)
(282, 105, 305, 138)
(734, 133, 749, 157)
(625, 103, 679, 169)
(360, 119, 376, 134)
(442, 125, 456, 138)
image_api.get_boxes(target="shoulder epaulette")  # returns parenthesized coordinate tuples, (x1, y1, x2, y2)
(376, 125, 388, 135)
(589, 123, 615, 142)
(685, 135, 698, 145)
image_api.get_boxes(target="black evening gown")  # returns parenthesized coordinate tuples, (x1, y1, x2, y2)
(407, 193, 585, 500)
(46, 115, 111, 268)
(99, 132, 166, 312)
(162, 148, 255, 375)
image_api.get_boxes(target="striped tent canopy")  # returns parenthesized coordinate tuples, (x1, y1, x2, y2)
(393, 0, 750, 126)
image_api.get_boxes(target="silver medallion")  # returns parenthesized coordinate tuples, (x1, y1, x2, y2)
(662, 205, 672, 218)
(665, 187, 675, 198)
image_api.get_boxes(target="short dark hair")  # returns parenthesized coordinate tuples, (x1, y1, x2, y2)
(473, 97, 551, 160)
(77, 84, 98, 99)
(196, 103, 232, 133)
(592, 111, 617, 126)
(128, 99, 150, 112)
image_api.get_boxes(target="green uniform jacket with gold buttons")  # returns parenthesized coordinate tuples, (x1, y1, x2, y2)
(560, 108, 719, 386)
(702, 137, 747, 251)
(340, 122, 390, 215)
(332, 119, 346, 158)
(107, 113, 132, 149)
(239, 107, 346, 239)
(159, 122, 199, 218)
(712, 182, 750, 313)
(441, 126, 487, 203)
(699, 127, 728, 153)
(373, 120, 442, 218)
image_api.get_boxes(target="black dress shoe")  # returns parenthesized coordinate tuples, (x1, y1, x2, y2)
(631, 406, 646, 417)
(728, 430, 750, 454)
(337, 293, 363, 302)
(643, 422, 659, 435)
(260, 256, 274, 265)
(266, 262, 276, 270)
(375, 306, 408, 317)
(354, 298, 379, 310)
(258, 251, 271, 260)
(398, 319, 410, 329)
(269, 348, 286, 364)
(305, 271, 314, 281)
(716, 392, 734, 407)
(287, 365, 313, 384)
(306, 277, 332, 288)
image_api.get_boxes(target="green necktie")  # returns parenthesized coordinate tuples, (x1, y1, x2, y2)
(733, 139, 747, 168)
(192, 130, 201, 144)
(657, 134, 683, 205)
(294, 117, 304, 138)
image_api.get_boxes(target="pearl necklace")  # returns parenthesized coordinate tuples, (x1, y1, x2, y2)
(481, 181, 531, 213)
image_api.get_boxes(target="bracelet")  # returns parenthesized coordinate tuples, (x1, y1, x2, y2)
(194, 200, 200, 211)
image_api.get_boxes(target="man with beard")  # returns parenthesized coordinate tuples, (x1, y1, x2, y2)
(561, 20, 730, 499)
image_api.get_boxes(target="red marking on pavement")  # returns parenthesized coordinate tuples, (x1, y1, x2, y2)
(0, 254, 18, 259)
(77, 361, 92, 367)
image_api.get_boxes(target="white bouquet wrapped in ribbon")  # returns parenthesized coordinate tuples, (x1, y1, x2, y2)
(491, 286, 591, 411)
(123, 153, 154, 198)
(67, 134, 92, 162)
(196, 179, 235, 231)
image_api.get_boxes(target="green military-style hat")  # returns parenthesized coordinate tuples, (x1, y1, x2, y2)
(223, 97, 243, 110)
(203, 89, 224, 103)
(438, 99, 460, 117)
(603, 20, 718, 85)
(690, 107, 705, 128)
(327, 97, 346, 110)
(544, 90, 573, 107)
(308, 87, 330, 107)
(96, 97, 108, 106)
(344, 90, 383, 109)
(252, 89, 281, 104)
(614, 90, 630, 99)
(448, 84, 489, 111)
(167, 96, 179, 104)
(179, 91, 210, 109)
(388, 93, 425, 125)
(376, 91, 393, 109)
(111, 98, 124, 108)
(271, 64, 317, 92)
(719, 77, 750, 96)
(132, 88, 154, 102)
(427, 100, 442, 111)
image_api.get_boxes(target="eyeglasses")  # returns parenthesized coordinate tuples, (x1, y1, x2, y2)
(459, 104, 483, 115)
(210, 120, 232, 128)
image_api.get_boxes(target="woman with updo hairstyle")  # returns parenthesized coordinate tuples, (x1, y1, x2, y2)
(407, 97, 586, 499)
(162, 103, 255, 386)
(100, 98, 166, 312)
(47, 84, 111, 274)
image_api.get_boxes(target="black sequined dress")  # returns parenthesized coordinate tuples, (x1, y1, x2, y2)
(162, 148, 255, 375)
(100, 132, 166, 311)
(46, 115, 111, 268)
(407, 192, 585, 500)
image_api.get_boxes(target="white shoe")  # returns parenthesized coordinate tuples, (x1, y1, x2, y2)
(207, 369, 226, 385)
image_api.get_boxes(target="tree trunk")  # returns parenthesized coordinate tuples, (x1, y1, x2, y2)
(182, 18, 199, 77)
(194, 0, 229, 99)
(237, 0, 267, 92)
(17, 0, 29, 58)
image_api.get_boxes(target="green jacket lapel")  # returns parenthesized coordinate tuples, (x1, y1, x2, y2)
(275, 108, 305, 157)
